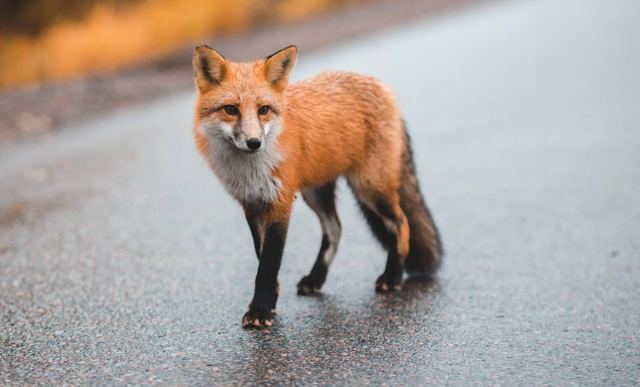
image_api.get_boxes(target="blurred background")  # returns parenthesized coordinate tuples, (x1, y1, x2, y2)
(0, 0, 366, 87)
(1, 0, 639, 384)
(0, 0, 471, 142)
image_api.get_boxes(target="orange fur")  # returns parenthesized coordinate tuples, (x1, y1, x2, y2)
(193, 45, 408, 266)
(192, 45, 442, 327)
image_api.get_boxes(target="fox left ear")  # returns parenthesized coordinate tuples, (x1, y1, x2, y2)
(264, 45, 297, 90)
(193, 45, 227, 93)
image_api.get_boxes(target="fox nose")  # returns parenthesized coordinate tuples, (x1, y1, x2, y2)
(246, 138, 261, 150)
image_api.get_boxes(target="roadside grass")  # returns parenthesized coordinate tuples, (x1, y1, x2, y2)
(0, 0, 357, 88)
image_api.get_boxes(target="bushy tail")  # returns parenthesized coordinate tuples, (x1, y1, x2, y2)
(400, 122, 443, 276)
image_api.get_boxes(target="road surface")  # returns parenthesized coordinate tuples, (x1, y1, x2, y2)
(1, 0, 639, 384)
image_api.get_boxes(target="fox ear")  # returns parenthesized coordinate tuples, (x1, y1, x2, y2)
(193, 45, 227, 92)
(264, 45, 297, 89)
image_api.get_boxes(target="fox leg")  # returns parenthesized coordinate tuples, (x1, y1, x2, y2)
(367, 194, 409, 292)
(244, 206, 281, 314)
(350, 181, 410, 292)
(244, 206, 264, 258)
(242, 198, 292, 328)
(297, 181, 342, 295)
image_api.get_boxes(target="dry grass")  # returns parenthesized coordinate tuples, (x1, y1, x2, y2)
(0, 0, 346, 88)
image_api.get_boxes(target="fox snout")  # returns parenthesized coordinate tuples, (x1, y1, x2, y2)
(232, 123, 265, 152)
(234, 133, 263, 152)
(246, 138, 262, 150)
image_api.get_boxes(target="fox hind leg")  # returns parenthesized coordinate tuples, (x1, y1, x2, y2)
(350, 181, 409, 292)
(297, 181, 342, 295)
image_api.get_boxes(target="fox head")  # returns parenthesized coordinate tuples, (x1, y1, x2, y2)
(192, 45, 297, 153)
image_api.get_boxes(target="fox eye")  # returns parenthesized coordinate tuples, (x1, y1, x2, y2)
(223, 105, 239, 115)
(258, 105, 270, 115)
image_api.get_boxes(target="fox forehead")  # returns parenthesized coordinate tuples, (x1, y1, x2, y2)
(197, 62, 282, 112)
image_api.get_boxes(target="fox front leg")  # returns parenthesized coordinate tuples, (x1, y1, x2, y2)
(242, 204, 291, 328)
(244, 206, 264, 258)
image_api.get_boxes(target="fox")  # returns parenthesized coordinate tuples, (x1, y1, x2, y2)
(191, 44, 442, 328)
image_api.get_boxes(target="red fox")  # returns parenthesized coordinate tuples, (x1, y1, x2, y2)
(192, 45, 442, 328)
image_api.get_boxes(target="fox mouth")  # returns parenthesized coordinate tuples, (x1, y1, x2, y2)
(221, 135, 263, 154)
(233, 141, 261, 154)
(221, 137, 257, 154)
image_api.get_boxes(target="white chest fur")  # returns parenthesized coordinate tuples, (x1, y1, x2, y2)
(207, 139, 282, 203)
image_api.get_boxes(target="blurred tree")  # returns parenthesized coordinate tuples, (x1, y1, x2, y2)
(0, 0, 136, 36)
(0, 0, 366, 87)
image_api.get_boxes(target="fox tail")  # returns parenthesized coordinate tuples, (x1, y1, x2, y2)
(399, 121, 443, 276)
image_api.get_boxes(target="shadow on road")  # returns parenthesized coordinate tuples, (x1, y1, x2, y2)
(230, 279, 442, 384)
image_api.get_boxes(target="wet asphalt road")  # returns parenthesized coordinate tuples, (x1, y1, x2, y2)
(2, 0, 640, 384)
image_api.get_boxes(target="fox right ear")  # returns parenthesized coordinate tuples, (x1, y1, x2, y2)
(193, 45, 227, 92)
(264, 45, 297, 90)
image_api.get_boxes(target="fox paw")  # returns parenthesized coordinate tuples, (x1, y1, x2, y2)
(242, 307, 274, 328)
(297, 275, 322, 295)
(375, 273, 402, 292)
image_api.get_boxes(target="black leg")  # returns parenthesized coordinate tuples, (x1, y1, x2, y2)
(376, 244, 404, 292)
(245, 211, 263, 258)
(356, 199, 393, 249)
(297, 182, 341, 295)
(242, 220, 288, 328)
(297, 234, 330, 294)
(356, 198, 405, 292)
